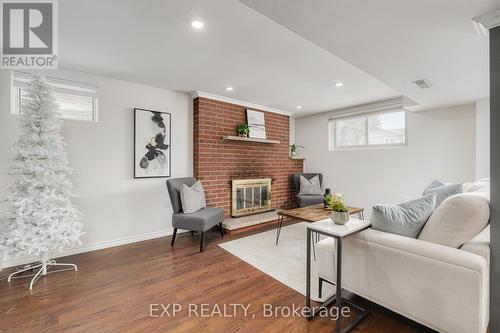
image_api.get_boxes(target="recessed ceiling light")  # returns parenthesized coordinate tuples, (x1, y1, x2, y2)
(191, 20, 204, 29)
(334, 82, 344, 88)
(225, 87, 234, 91)
(296, 105, 302, 109)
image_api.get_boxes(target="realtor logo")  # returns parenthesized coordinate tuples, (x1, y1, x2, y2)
(1, 0, 58, 69)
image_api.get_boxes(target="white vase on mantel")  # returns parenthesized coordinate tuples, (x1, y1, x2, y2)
(330, 211, 349, 225)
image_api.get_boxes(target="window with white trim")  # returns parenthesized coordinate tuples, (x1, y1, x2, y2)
(11, 71, 99, 122)
(329, 110, 406, 150)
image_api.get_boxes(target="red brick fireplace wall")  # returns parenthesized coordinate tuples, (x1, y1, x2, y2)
(193, 97, 304, 217)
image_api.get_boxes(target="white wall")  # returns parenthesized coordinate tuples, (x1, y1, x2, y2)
(295, 104, 476, 214)
(0, 69, 192, 267)
(476, 98, 490, 179)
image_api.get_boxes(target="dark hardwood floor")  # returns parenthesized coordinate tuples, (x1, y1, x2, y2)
(0, 221, 436, 333)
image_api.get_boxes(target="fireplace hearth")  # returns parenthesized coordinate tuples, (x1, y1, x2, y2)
(231, 179, 272, 217)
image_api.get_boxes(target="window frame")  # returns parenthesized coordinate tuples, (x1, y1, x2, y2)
(10, 71, 99, 122)
(329, 109, 408, 151)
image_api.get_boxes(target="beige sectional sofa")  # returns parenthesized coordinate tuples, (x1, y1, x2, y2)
(316, 179, 490, 333)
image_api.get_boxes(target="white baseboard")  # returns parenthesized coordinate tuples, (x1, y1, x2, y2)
(1, 228, 180, 270)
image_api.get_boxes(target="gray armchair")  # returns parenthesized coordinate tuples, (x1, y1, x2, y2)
(166, 177, 224, 252)
(292, 173, 324, 207)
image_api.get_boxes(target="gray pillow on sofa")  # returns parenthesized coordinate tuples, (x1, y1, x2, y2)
(371, 194, 437, 238)
(423, 180, 463, 207)
(299, 175, 322, 195)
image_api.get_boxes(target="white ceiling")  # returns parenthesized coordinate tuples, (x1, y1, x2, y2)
(59, 0, 398, 116)
(59, 0, 497, 116)
(241, 0, 498, 111)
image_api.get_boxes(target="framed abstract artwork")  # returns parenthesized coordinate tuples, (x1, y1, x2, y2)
(134, 108, 171, 178)
(246, 109, 267, 139)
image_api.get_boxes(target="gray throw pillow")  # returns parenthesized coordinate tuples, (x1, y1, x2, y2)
(423, 180, 463, 207)
(181, 181, 206, 214)
(371, 194, 437, 238)
(299, 175, 322, 195)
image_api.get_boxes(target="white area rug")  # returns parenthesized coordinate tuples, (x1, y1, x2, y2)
(219, 222, 335, 302)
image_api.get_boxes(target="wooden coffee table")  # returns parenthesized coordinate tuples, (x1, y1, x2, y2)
(275, 204, 364, 245)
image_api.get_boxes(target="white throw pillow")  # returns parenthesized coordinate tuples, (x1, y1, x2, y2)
(418, 193, 490, 248)
(180, 181, 206, 214)
(299, 175, 322, 195)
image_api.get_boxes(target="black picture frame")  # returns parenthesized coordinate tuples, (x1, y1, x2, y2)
(134, 108, 172, 179)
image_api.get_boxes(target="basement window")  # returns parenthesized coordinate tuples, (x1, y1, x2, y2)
(329, 110, 406, 150)
(11, 71, 99, 122)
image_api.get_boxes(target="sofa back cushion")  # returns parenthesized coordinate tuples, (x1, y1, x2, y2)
(464, 178, 490, 193)
(371, 194, 436, 238)
(418, 193, 490, 248)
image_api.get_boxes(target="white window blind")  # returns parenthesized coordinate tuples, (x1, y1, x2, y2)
(11, 71, 99, 122)
(329, 109, 406, 150)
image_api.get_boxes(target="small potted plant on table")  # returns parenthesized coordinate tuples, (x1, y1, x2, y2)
(325, 193, 349, 225)
(237, 123, 250, 137)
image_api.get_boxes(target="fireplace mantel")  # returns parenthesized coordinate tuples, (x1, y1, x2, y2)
(222, 135, 280, 144)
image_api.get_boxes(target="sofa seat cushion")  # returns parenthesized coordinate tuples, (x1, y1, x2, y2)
(371, 194, 436, 238)
(297, 194, 324, 207)
(418, 193, 490, 248)
(172, 207, 224, 232)
(461, 225, 490, 264)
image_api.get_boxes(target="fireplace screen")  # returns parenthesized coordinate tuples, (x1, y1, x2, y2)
(232, 178, 272, 217)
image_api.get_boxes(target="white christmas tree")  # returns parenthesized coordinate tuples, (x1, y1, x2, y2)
(1, 74, 83, 288)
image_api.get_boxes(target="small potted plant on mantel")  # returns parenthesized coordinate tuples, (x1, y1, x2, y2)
(325, 193, 349, 225)
(237, 123, 250, 137)
(289, 144, 304, 157)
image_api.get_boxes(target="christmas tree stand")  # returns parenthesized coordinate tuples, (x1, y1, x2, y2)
(8, 258, 78, 290)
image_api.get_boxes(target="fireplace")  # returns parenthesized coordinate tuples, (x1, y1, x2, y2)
(231, 178, 272, 217)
